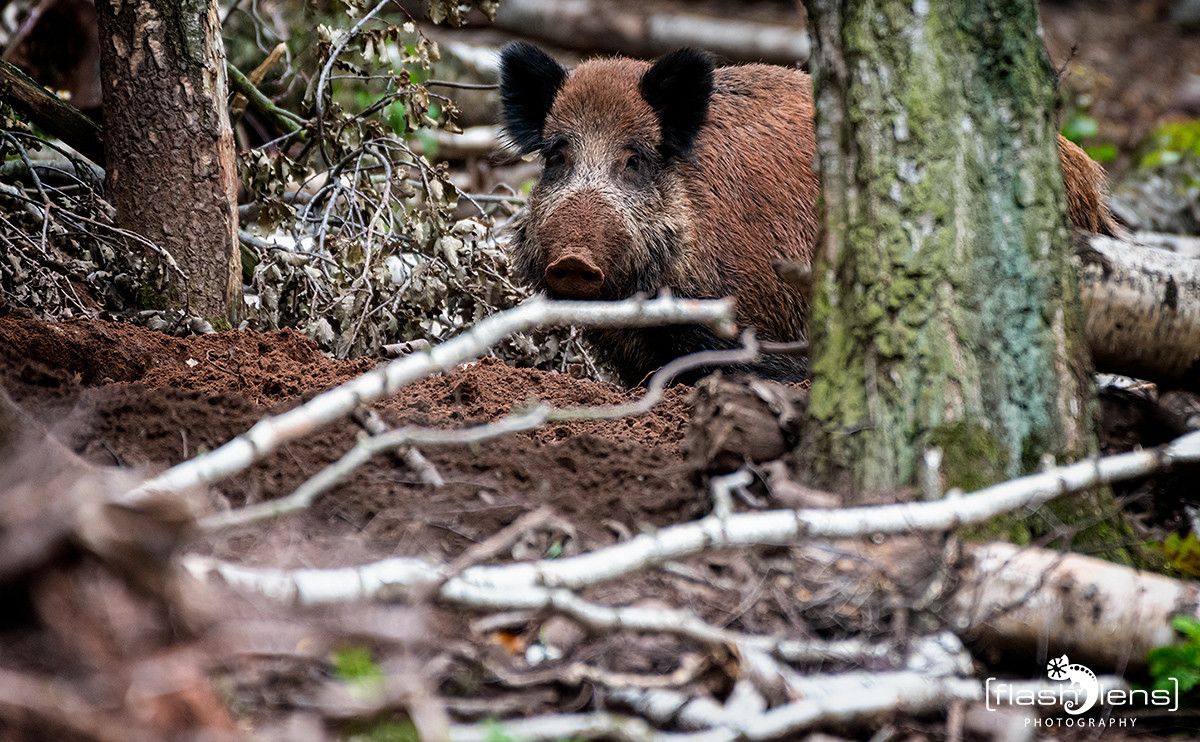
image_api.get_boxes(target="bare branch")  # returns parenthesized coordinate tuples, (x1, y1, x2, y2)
(185, 428, 1199, 601)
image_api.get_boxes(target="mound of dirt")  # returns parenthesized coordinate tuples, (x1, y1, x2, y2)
(0, 314, 701, 566)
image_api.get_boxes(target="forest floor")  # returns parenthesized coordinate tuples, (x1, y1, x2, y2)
(0, 313, 805, 736)
(0, 1, 1196, 737)
(0, 312, 1193, 740)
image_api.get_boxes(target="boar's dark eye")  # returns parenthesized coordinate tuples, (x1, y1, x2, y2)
(622, 147, 657, 186)
(541, 138, 569, 177)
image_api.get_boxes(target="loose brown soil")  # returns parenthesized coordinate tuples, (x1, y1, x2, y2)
(0, 313, 702, 569)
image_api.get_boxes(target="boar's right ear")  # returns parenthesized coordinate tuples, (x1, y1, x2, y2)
(640, 48, 715, 161)
(499, 42, 569, 154)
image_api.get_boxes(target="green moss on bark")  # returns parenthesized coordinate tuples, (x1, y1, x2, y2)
(928, 420, 1006, 492)
(804, 0, 1093, 492)
(801, 0, 1138, 561)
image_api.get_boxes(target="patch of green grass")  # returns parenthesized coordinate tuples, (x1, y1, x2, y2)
(332, 645, 384, 685)
(1147, 616, 1200, 695)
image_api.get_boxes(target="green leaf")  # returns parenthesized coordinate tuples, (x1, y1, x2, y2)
(1146, 615, 1200, 694)
(1084, 143, 1117, 162)
(1172, 615, 1200, 641)
(348, 721, 420, 742)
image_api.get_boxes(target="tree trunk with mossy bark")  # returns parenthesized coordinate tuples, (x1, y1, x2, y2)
(95, 0, 240, 323)
(801, 0, 1135, 557)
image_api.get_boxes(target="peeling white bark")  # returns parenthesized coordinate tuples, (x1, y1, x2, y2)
(1079, 235, 1200, 385)
(955, 541, 1200, 668)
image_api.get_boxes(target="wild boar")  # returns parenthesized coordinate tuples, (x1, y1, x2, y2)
(499, 42, 1117, 384)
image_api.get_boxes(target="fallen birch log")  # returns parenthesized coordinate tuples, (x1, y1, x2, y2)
(955, 541, 1200, 669)
(1079, 235, 1200, 386)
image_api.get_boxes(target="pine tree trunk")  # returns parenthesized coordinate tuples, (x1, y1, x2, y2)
(95, 0, 240, 323)
(802, 0, 1094, 495)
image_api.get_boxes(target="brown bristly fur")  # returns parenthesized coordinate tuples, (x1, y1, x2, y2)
(1057, 135, 1120, 237)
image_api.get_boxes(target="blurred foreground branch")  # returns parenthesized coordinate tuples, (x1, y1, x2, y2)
(487, 0, 810, 64)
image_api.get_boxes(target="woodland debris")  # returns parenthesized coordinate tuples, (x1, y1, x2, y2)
(185, 425, 1200, 603)
(686, 375, 808, 473)
(0, 59, 104, 163)
(1157, 390, 1200, 433)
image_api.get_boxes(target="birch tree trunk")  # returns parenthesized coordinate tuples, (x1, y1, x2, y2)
(95, 0, 241, 323)
(801, 2, 1097, 499)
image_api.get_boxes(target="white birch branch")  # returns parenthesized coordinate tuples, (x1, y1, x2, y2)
(489, 0, 810, 65)
(449, 428, 1199, 592)
(611, 674, 979, 741)
(182, 550, 926, 666)
(608, 672, 1129, 742)
(416, 125, 502, 159)
(118, 295, 734, 508)
(185, 428, 1200, 601)
(440, 670, 1130, 742)
(447, 712, 662, 742)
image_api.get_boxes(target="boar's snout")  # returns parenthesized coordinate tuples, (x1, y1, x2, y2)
(533, 190, 629, 300)
(545, 254, 606, 298)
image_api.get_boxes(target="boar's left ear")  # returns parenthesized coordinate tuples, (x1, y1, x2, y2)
(640, 48, 715, 160)
(499, 42, 569, 154)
